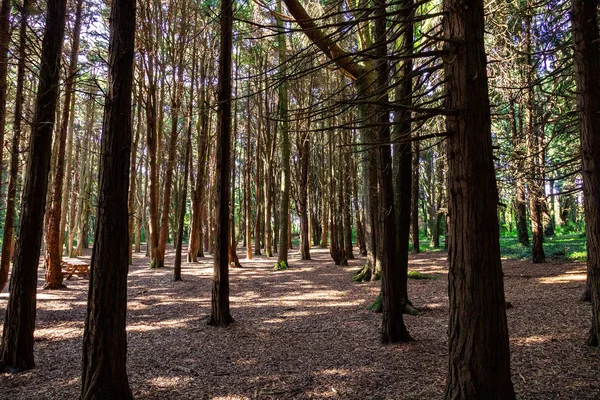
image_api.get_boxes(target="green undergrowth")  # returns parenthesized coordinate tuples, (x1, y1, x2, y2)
(273, 261, 289, 271)
(499, 234, 586, 262)
(407, 270, 438, 280)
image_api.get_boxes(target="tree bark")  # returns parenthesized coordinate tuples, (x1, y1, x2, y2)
(374, 0, 410, 344)
(0, 0, 68, 372)
(442, 0, 516, 397)
(0, 0, 29, 293)
(209, 0, 234, 327)
(44, 0, 84, 289)
(276, 0, 291, 268)
(81, 0, 136, 394)
(411, 140, 420, 253)
(571, 0, 600, 347)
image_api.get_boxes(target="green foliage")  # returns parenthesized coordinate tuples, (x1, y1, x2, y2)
(367, 292, 382, 313)
(499, 234, 587, 262)
(407, 270, 438, 280)
(273, 261, 289, 271)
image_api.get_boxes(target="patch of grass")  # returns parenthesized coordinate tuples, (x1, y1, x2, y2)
(273, 261, 289, 271)
(499, 234, 587, 262)
(407, 270, 438, 280)
(367, 292, 382, 313)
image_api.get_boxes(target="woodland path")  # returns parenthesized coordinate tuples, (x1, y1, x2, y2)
(0, 245, 598, 399)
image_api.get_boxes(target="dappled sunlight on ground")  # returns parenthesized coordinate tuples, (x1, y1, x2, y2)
(0, 245, 598, 399)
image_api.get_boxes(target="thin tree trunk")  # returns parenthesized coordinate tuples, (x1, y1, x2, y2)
(276, 0, 291, 268)
(411, 140, 420, 253)
(0, 0, 28, 293)
(44, 0, 84, 289)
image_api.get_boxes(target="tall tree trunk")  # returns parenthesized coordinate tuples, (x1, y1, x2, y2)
(525, 5, 545, 264)
(174, 132, 192, 282)
(128, 101, 141, 264)
(61, 99, 76, 255)
(392, 0, 413, 312)
(44, 0, 83, 289)
(511, 100, 529, 246)
(571, 0, 600, 347)
(442, 0, 515, 397)
(245, 86, 253, 259)
(0, 0, 68, 371)
(276, 0, 291, 268)
(0, 0, 11, 192)
(411, 140, 420, 253)
(298, 132, 310, 260)
(374, 0, 410, 344)
(158, 58, 184, 266)
(80, 0, 136, 393)
(209, 0, 234, 327)
(0, 0, 28, 293)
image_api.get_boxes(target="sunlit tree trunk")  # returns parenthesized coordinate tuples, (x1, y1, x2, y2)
(44, 0, 83, 289)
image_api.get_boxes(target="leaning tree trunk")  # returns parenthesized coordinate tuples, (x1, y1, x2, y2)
(0, 0, 68, 371)
(0, 0, 28, 293)
(209, 0, 234, 327)
(442, 0, 515, 397)
(571, 0, 600, 347)
(80, 0, 136, 394)
(43, 0, 83, 290)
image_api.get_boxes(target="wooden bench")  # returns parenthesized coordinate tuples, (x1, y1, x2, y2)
(61, 259, 90, 280)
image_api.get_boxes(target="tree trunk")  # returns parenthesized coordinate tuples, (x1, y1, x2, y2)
(525, 6, 545, 264)
(411, 140, 420, 253)
(61, 99, 76, 255)
(0, 0, 28, 293)
(158, 60, 184, 267)
(43, 0, 83, 289)
(80, 0, 136, 394)
(442, 0, 516, 397)
(0, 0, 68, 371)
(374, 0, 410, 344)
(392, 0, 413, 313)
(127, 101, 141, 264)
(209, 0, 234, 327)
(0, 0, 11, 193)
(245, 86, 253, 259)
(174, 133, 192, 282)
(511, 101, 529, 246)
(298, 131, 310, 260)
(571, 0, 600, 347)
(276, 0, 291, 268)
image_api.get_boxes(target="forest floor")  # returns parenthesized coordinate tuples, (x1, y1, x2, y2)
(0, 245, 599, 399)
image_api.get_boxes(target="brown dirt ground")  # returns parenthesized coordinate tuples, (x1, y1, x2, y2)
(0, 245, 599, 399)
